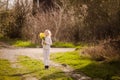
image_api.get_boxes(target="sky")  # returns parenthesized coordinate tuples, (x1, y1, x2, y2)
(0, 0, 15, 8)
(0, 0, 33, 9)
(9, 0, 15, 8)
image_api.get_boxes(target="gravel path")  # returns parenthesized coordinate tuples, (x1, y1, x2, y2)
(0, 48, 75, 62)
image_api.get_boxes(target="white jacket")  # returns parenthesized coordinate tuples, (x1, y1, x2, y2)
(42, 36, 52, 49)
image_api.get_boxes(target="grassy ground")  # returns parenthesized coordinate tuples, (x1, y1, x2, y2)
(0, 38, 38, 48)
(12, 40, 37, 48)
(0, 59, 21, 80)
(0, 56, 73, 80)
(0, 37, 88, 48)
(52, 42, 75, 48)
(51, 51, 120, 80)
(0, 38, 78, 48)
(18, 56, 72, 80)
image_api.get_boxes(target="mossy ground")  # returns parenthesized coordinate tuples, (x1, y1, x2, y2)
(0, 56, 73, 80)
(51, 51, 120, 80)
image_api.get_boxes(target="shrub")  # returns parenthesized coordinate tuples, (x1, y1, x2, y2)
(0, 11, 15, 38)
(81, 40, 120, 62)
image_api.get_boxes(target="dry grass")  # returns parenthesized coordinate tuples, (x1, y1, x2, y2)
(81, 39, 120, 62)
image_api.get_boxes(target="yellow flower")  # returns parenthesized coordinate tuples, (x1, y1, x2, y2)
(39, 33, 45, 39)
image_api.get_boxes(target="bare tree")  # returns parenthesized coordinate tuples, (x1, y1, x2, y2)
(6, 0, 9, 10)
(33, 0, 55, 14)
(0, 0, 8, 10)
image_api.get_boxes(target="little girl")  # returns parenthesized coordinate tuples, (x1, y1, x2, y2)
(42, 29, 52, 69)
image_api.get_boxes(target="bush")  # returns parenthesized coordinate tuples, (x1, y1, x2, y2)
(81, 40, 120, 62)
(0, 11, 15, 38)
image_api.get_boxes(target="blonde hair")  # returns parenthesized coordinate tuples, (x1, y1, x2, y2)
(45, 29, 52, 37)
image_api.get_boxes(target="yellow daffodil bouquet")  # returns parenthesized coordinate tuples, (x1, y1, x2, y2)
(39, 33, 45, 40)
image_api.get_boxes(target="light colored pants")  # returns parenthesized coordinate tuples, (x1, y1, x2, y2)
(43, 49, 50, 66)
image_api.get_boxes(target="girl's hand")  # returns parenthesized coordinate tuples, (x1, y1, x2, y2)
(42, 40, 46, 45)
(43, 41, 46, 45)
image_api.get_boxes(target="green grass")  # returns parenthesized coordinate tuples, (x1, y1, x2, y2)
(12, 40, 37, 48)
(51, 41, 88, 48)
(0, 59, 21, 80)
(0, 33, 4, 39)
(0, 38, 38, 48)
(51, 51, 120, 80)
(18, 56, 73, 80)
(51, 51, 92, 69)
(0, 55, 73, 80)
(52, 42, 75, 48)
(0, 38, 87, 48)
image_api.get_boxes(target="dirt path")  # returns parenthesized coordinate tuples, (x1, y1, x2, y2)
(0, 48, 92, 80)
(0, 48, 75, 61)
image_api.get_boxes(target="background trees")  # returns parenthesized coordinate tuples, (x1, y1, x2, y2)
(0, 0, 120, 43)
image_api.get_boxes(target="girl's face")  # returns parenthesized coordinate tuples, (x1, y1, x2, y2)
(44, 31, 49, 36)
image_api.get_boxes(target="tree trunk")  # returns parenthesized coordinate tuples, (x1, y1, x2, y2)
(33, 0, 54, 14)
(6, 0, 9, 10)
(32, 0, 38, 15)
(39, 0, 54, 12)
